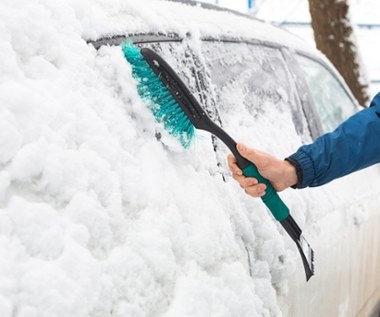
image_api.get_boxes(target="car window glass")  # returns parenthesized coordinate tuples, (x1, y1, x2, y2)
(201, 41, 311, 153)
(296, 54, 357, 133)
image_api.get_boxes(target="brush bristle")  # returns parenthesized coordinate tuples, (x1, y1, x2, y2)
(121, 41, 195, 148)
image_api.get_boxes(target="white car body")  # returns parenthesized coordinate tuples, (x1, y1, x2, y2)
(1, 0, 379, 316)
(91, 1, 380, 315)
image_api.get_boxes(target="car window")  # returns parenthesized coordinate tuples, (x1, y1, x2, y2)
(201, 41, 310, 141)
(296, 54, 357, 133)
(142, 41, 221, 123)
(136, 40, 232, 172)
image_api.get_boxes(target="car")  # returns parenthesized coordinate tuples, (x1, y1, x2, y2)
(88, 1, 380, 316)
(2, 0, 379, 316)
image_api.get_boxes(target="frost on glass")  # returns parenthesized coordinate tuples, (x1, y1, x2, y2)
(147, 42, 222, 127)
(201, 41, 307, 139)
(296, 55, 357, 133)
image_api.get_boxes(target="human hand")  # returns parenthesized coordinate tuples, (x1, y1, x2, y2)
(227, 143, 298, 197)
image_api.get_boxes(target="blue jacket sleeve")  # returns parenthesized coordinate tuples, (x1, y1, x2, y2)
(288, 92, 380, 188)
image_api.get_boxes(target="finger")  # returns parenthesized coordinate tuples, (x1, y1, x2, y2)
(244, 184, 267, 197)
(227, 154, 242, 175)
(232, 174, 258, 188)
(231, 173, 245, 185)
(241, 177, 259, 189)
(236, 144, 268, 170)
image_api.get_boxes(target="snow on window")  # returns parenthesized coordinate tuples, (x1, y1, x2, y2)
(201, 40, 308, 156)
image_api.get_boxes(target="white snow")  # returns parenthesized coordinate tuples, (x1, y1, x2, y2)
(1, 0, 380, 317)
(0, 1, 291, 316)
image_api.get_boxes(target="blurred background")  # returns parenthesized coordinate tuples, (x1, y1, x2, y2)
(199, 0, 380, 99)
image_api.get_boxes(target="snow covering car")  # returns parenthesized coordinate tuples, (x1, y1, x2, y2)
(1, 0, 380, 317)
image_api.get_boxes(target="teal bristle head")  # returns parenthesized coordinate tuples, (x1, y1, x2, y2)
(121, 41, 195, 148)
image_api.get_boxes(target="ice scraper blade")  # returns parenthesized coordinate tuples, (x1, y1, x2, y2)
(281, 215, 314, 281)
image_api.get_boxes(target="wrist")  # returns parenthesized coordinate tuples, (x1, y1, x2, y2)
(283, 158, 299, 188)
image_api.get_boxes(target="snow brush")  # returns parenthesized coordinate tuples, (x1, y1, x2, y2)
(122, 42, 314, 281)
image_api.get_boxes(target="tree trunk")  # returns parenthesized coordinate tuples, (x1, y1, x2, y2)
(308, 0, 370, 106)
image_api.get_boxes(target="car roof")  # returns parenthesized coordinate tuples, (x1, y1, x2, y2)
(165, 0, 264, 21)
(84, 0, 315, 55)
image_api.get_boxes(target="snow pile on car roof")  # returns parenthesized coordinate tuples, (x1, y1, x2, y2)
(0, 0, 307, 316)
(76, 0, 312, 52)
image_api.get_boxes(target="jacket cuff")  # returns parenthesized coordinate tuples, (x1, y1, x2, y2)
(287, 150, 315, 188)
(369, 92, 380, 118)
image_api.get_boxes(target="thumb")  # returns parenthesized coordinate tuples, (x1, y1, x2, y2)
(236, 143, 266, 169)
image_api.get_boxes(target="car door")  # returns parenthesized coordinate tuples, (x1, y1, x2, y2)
(198, 38, 380, 317)
(280, 48, 380, 317)
(198, 38, 316, 281)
